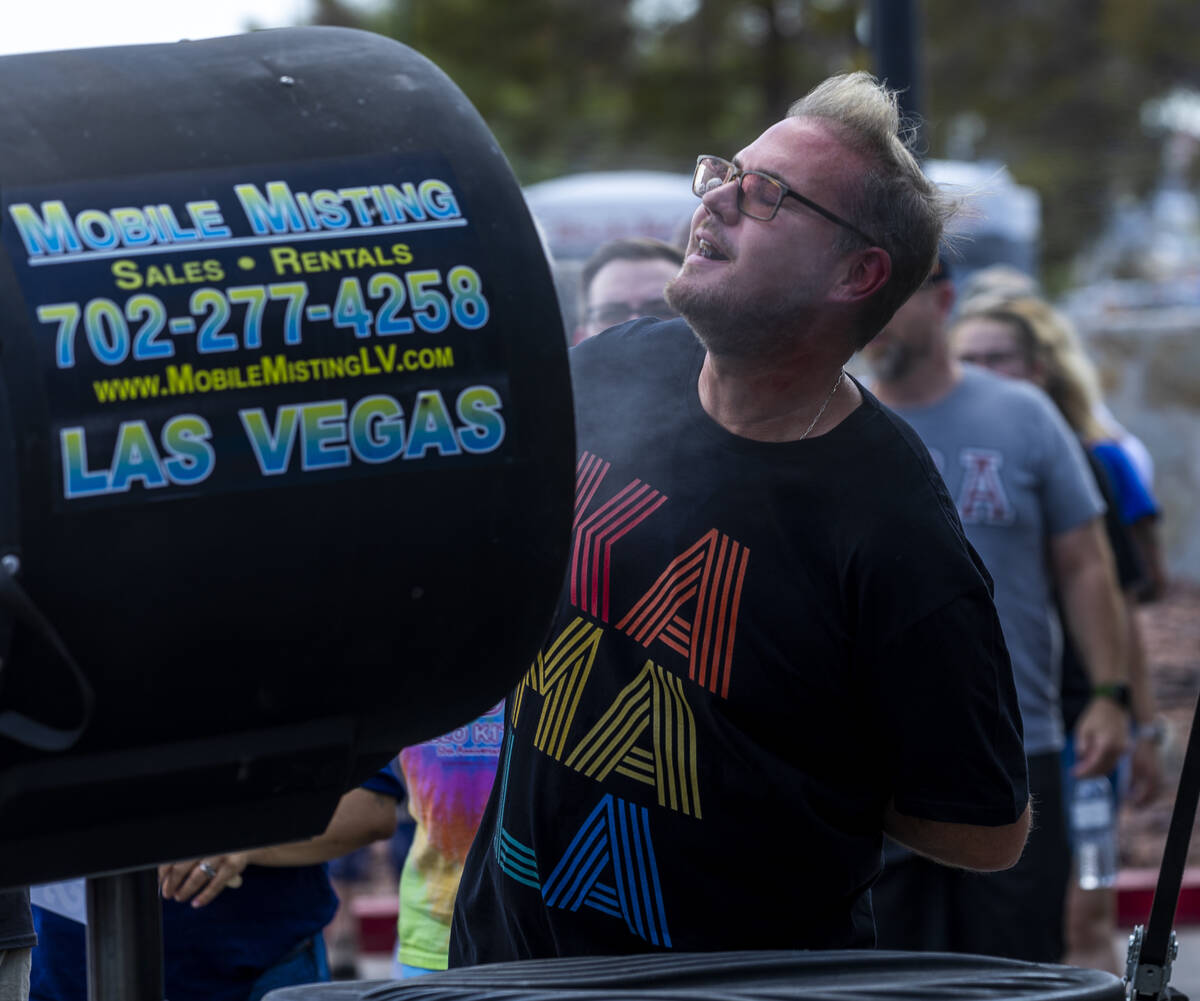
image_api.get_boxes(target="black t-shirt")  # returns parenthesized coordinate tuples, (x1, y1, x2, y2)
(451, 319, 1027, 962)
(0, 888, 35, 951)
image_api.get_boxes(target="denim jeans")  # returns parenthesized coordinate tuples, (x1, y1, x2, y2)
(248, 935, 329, 1001)
(0, 948, 32, 1001)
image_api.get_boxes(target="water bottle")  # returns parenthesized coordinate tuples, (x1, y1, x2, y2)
(1072, 776, 1117, 889)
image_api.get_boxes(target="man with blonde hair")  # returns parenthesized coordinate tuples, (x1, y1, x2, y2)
(451, 72, 1030, 962)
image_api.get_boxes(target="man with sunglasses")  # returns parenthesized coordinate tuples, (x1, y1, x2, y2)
(450, 72, 1030, 963)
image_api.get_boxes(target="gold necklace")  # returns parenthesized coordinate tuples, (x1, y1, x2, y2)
(799, 370, 844, 440)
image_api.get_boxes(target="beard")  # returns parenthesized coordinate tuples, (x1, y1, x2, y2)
(665, 267, 810, 359)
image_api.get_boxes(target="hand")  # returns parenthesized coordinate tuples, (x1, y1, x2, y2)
(1072, 697, 1131, 778)
(158, 853, 248, 908)
(1128, 735, 1165, 807)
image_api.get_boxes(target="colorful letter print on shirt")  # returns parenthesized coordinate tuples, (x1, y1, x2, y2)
(494, 450, 743, 947)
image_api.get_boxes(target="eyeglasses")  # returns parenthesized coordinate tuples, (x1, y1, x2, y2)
(957, 349, 1026, 370)
(585, 298, 678, 328)
(692, 154, 877, 245)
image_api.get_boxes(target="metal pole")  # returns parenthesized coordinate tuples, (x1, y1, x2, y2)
(85, 869, 164, 1001)
(870, 0, 923, 140)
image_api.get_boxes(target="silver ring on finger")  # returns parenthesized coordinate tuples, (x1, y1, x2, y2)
(199, 861, 218, 879)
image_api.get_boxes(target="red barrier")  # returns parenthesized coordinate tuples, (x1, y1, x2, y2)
(1116, 867, 1200, 928)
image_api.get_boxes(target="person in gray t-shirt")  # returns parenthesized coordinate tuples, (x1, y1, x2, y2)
(889, 364, 1102, 756)
(861, 258, 1130, 964)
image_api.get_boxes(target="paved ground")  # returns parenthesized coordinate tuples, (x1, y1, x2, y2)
(1122, 582, 1200, 869)
(356, 955, 393, 979)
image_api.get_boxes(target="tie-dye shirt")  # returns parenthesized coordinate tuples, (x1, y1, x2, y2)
(396, 701, 504, 970)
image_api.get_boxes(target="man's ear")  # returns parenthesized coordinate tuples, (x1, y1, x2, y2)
(830, 246, 891, 304)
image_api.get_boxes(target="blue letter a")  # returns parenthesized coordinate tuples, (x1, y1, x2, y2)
(542, 794, 671, 948)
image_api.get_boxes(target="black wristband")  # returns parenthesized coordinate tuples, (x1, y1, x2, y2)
(1093, 682, 1132, 710)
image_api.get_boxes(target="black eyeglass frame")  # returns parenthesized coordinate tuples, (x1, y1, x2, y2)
(692, 154, 878, 247)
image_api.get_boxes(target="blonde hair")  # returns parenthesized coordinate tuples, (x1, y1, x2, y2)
(954, 296, 1108, 442)
(788, 72, 958, 344)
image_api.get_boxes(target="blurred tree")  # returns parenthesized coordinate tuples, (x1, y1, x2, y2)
(303, 0, 1200, 290)
(923, 0, 1200, 289)
(305, 0, 861, 179)
(624, 0, 864, 169)
(308, 0, 638, 179)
